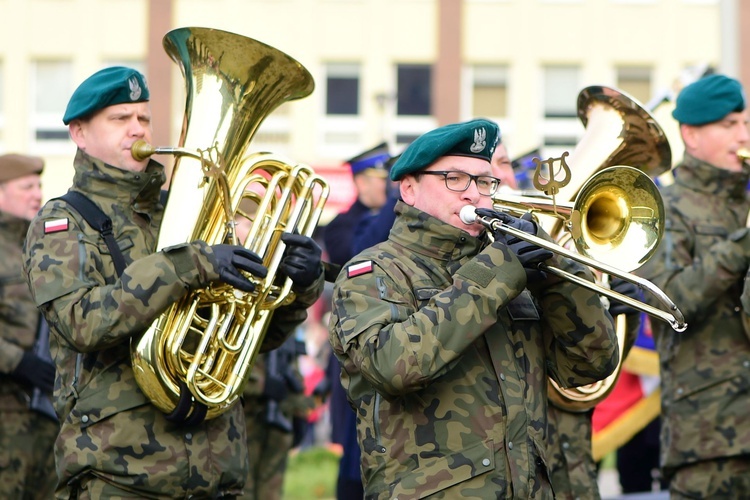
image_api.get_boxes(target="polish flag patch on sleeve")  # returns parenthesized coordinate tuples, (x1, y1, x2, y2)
(347, 260, 373, 278)
(44, 218, 69, 234)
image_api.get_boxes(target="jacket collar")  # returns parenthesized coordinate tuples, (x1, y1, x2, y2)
(673, 153, 750, 200)
(71, 148, 166, 208)
(390, 200, 485, 262)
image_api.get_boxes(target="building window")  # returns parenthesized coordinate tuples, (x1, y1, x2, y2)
(544, 65, 580, 119)
(616, 66, 652, 104)
(326, 63, 360, 115)
(472, 65, 508, 118)
(542, 65, 581, 155)
(396, 64, 431, 116)
(33, 60, 72, 143)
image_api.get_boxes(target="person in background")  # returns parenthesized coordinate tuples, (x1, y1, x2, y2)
(324, 143, 389, 266)
(329, 118, 618, 498)
(490, 139, 518, 190)
(0, 153, 58, 500)
(319, 142, 390, 499)
(240, 335, 312, 500)
(637, 73, 750, 498)
(233, 202, 318, 500)
(22, 66, 324, 499)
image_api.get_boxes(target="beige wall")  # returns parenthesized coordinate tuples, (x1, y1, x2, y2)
(0, 0, 727, 203)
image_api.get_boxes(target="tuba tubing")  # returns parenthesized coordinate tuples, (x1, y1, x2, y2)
(129, 27, 328, 424)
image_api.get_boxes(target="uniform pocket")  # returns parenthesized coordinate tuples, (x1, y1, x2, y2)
(387, 439, 499, 499)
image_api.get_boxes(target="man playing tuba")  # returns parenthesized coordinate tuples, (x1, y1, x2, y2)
(22, 66, 325, 499)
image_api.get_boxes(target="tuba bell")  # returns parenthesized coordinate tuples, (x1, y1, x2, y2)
(515, 86, 673, 412)
(129, 27, 329, 424)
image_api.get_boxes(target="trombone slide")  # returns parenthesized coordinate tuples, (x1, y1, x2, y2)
(459, 205, 687, 332)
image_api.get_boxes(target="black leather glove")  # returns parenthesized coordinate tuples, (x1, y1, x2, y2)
(477, 210, 553, 283)
(279, 233, 322, 288)
(263, 374, 289, 401)
(608, 277, 643, 317)
(210, 244, 267, 293)
(11, 352, 55, 393)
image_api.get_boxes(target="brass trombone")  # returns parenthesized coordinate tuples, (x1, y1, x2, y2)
(460, 165, 687, 332)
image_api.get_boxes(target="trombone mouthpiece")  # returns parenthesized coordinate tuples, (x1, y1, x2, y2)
(459, 205, 478, 224)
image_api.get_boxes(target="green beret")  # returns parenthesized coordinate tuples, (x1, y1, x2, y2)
(63, 66, 150, 125)
(672, 74, 746, 125)
(0, 154, 44, 183)
(390, 119, 499, 181)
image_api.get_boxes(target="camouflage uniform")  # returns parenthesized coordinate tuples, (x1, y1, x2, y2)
(636, 153, 750, 497)
(0, 210, 57, 499)
(546, 310, 641, 500)
(22, 150, 323, 499)
(329, 201, 618, 499)
(240, 347, 312, 500)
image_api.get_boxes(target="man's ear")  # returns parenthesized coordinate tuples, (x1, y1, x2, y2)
(399, 176, 416, 206)
(681, 123, 698, 152)
(68, 121, 85, 149)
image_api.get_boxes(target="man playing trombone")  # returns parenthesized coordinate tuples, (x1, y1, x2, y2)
(636, 74, 750, 498)
(328, 118, 618, 498)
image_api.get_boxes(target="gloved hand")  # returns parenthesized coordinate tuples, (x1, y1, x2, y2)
(485, 211, 553, 283)
(475, 208, 537, 243)
(11, 352, 55, 393)
(210, 244, 267, 293)
(608, 277, 643, 317)
(279, 233, 322, 288)
(263, 374, 289, 401)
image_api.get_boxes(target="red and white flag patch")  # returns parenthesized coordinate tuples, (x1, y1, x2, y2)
(44, 218, 69, 234)
(347, 260, 373, 278)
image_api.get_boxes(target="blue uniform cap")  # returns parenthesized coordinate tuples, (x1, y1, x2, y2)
(346, 142, 390, 177)
(672, 74, 746, 126)
(63, 66, 150, 125)
(390, 118, 500, 181)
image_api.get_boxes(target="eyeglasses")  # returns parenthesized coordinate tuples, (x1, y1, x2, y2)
(418, 170, 500, 196)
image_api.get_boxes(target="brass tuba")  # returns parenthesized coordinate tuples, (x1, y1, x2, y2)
(511, 86, 673, 412)
(129, 27, 329, 424)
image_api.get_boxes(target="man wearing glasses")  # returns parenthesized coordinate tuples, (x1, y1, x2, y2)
(328, 118, 618, 498)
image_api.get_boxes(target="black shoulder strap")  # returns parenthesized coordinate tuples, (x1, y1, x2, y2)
(58, 191, 127, 277)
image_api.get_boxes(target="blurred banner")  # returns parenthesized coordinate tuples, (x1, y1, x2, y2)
(592, 315, 661, 461)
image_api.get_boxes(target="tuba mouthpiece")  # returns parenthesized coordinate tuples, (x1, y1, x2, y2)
(459, 205, 478, 224)
(131, 140, 156, 161)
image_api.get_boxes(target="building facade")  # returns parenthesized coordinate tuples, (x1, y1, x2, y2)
(0, 0, 741, 216)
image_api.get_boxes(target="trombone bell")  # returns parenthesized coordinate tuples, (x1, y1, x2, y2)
(574, 166, 664, 272)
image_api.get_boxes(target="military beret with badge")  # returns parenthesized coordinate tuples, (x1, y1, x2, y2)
(0, 153, 44, 183)
(62, 66, 150, 125)
(672, 74, 746, 126)
(389, 118, 500, 181)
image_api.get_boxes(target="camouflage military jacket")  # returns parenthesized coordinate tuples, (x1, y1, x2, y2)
(635, 153, 750, 474)
(329, 202, 617, 499)
(0, 210, 41, 411)
(546, 310, 641, 500)
(23, 149, 322, 499)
